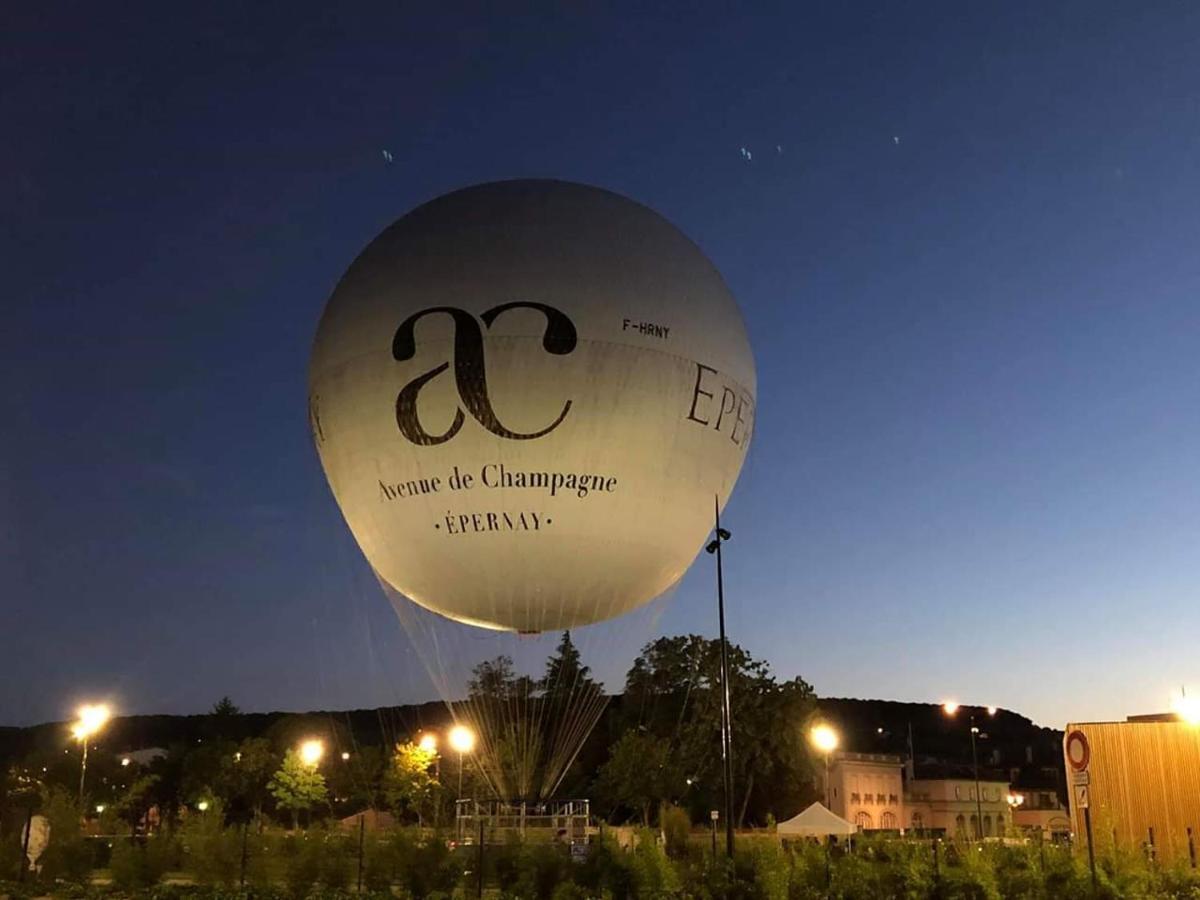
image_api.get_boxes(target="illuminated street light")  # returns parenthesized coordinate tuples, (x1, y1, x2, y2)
(810, 723, 838, 754)
(1171, 690, 1200, 726)
(95, 804, 106, 814)
(987, 706, 998, 717)
(120, 757, 131, 768)
(299, 739, 325, 768)
(341, 751, 351, 761)
(943, 702, 985, 840)
(809, 724, 840, 807)
(448, 724, 476, 798)
(72, 704, 112, 808)
(197, 800, 209, 812)
(418, 732, 438, 754)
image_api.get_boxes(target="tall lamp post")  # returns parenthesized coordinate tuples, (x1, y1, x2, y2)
(705, 496, 734, 858)
(943, 702, 994, 840)
(809, 724, 839, 807)
(448, 724, 476, 799)
(71, 704, 111, 808)
(1005, 792, 1024, 837)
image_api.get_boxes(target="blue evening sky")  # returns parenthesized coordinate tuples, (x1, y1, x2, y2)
(3, 2, 1198, 727)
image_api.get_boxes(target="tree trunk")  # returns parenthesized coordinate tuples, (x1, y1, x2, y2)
(737, 770, 755, 828)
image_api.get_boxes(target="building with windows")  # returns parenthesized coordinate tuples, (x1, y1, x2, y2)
(1009, 767, 1071, 840)
(906, 764, 1013, 838)
(824, 751, 905, 832)
(821, 751, 1018, 837)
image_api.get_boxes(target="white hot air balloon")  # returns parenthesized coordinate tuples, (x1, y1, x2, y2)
(309, 180, 755, 633)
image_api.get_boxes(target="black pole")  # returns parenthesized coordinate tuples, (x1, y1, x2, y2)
(357, 813, 365, 893)
(1084, 806, 1097, 891)
(239, 821, 249, 888)
(710, 816, 717, 861)
(969, 719, 983, 840)
(78, 740, 89, 809)
(1189, 826, 1196, 869)
(712, 496, 735, 858)
(18, 802, 33, 883)
(476, 816, 485, 899)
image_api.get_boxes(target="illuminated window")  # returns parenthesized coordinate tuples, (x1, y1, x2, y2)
(880, 811, 898, 829)
(855, 812, 873, 831)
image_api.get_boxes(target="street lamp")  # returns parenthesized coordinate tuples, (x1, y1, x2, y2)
(448, 724, 476, 798)
(418, 732, 438, 754)
(299, 739, 324, 768)
(809, 724, 839, 807)
(1006, 792, 1024, 837)
(943, 704, 993, 841)
(1171, 689, 1200, 725)
(705, 497, 735, 858)
(72, 704, 111, 808)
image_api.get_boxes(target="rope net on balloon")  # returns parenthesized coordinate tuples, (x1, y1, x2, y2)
(379, 576, 672, 802)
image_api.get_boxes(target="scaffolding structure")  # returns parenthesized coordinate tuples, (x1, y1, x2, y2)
(454, 798, 591, 844)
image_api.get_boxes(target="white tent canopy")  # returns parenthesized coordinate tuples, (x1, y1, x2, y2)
(776, 802, 858, 837)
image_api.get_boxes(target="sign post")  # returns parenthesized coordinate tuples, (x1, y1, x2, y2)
(1066, 730, 1096, 892)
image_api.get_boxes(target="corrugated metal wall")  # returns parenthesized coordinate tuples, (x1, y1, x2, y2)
(1065, 721, 1200, 863)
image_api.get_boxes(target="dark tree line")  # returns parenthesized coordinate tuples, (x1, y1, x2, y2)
(2, 634, 819, 836)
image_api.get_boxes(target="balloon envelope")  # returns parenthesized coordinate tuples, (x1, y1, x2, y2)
(310, 180, 755, 632)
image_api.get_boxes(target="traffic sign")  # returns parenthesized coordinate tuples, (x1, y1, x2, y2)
(1065, 730, 1091, 772)
(1075, 784, 1090, 809)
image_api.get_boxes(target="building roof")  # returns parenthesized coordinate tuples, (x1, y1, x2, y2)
(912, 761, 1008, 783)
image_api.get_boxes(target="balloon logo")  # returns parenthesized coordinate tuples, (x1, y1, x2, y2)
(310, 180, 755, 633)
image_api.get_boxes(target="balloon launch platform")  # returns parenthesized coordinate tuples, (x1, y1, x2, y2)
(454, 799, 593, 844)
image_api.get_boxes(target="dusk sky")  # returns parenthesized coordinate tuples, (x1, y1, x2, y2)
(4, 2, 1199, 729)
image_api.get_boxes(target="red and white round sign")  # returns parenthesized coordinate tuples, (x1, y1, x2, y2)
(1065, 730, 1090, 772)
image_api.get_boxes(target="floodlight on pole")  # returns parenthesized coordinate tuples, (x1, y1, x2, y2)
(942, 703, 986, 840)
(418, 732, 438, 754)
(809, 724, 839, 807)
(299, 739, 325, 768)
(1171, 688, 1200, 726)
(448, 725, 476, 798)
(72, 703, 111, 808)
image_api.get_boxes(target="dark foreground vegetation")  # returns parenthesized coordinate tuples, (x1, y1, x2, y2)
(3, 811, 1200, 900)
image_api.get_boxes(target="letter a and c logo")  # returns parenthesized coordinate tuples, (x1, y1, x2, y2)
(391, 302, 577, 446)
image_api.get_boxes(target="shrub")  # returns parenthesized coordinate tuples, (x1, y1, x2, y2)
(109, 833, 176, 889)
(35, 789, 92, 884)
(660, 804, 691, 860)
(628, 827, 680, 898)
(179, 805, 241, 886)
(577, 832, 634, 899)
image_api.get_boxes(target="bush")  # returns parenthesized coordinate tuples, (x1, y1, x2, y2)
(660, 804, 691, 860)
(109, 833, 176, 889)
(180, 806, 241, 886)
(35, 789, 93, 885)
(628, 827, 680, 898)
(577, 832, 634, 899)
(280, 832, 323, 896)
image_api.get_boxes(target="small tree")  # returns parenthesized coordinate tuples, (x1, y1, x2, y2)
(217, 737, 277, 827)
(115, 774, 161, 836)
(385, 741, 438, 825)
(269, 750, 328, 829)
(594, 731, 676, 826)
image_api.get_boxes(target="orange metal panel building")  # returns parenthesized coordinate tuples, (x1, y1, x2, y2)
(1064, 720, 1200, 863)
